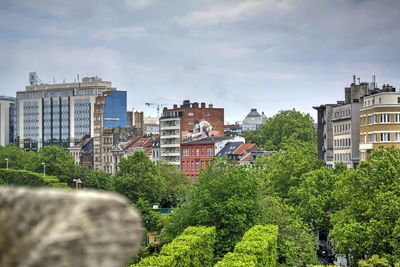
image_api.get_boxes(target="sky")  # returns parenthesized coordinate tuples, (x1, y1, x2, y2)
(1, 0, 400, 123)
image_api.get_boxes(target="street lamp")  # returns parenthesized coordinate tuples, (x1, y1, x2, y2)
(5, 158, 8, 170)
(41, 162, 46, 178)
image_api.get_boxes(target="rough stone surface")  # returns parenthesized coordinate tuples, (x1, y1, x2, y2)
(0, 187, 142, 267)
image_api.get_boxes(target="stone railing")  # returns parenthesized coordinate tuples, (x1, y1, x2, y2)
(0, 187, 142, 267)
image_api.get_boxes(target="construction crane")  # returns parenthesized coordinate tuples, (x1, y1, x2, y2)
(145, 102, 167, 117)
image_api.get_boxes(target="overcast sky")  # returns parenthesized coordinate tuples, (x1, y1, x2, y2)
(1, 0, 399, 123)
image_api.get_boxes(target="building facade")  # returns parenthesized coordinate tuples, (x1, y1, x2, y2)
(359, 92, 400, 161)
(242, 109, 267, 132)
(160, 100, 224, 167)
(332, 102, 361, 168)
(16, 74, 126, 151)
(0, 96, 16, 146)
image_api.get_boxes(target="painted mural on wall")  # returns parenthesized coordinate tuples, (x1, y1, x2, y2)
(183, 120, 214, 142)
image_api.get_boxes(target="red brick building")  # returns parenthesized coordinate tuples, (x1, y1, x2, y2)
(160, 100, 224, 167)
(181, 137, 229, 183)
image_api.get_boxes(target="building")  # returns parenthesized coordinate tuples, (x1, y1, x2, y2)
(331, 102, 362, 168)
(69, 137, 94, 170)
(242, 109, 267, 132)
(112, 136, 156, 175)
(313, 104, 337, 168)
(160, 100, 224, 167)
(181, 136, 245, 182)
(314, 76, 396, 168)
(224, 123, 242, 136)
(16, 73, 126, 151)
(359, 91, 400, 161)
(0, 96, 16, 146)
(143, 116, 160, 136)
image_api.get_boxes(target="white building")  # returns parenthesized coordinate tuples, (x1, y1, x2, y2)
(0, 96, 16, 146)
(242, 109, 267, 132)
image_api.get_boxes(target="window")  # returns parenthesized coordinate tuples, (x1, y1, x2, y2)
(368, 134, 374, 143)
(380, 114, 390, 123)
(368, 115, 375, 125)
(380, 133, 390, 142)
(395, 114, 400, 123)
(396, 133, 400, 141)
(191, 162, 194, 171)
(188, 112, 194, 116)
(206, 148, 213, 156)
(196, 162, 199, 171)
(183, 149, 189, 157)
(182, 162, 186, 171)
(196, 148, 199, 157)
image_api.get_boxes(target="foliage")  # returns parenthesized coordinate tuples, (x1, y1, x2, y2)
(135, 226, 216, 267)
(157, 162, 191, 207)
(134, 255, 174, 267)
(255, 138, 321, 200)
(259, 196, 318, 266)
(135, 198, 162, 232)
(292, 167, 341, 234)
(0, 144, 40, 171)
(235, 225, 279, 267)
(244, 110, 316, 151)
(358, 255, 391, 267)
(0, 168, 68, 188)
(162, 157, 263, 258)
(115, 151, 164, 203)
(330, 147, 400, 266)
(214, 253, 257, 267)
(83, 170, 114, 191)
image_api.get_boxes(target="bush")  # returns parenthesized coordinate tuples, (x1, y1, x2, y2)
(0, 168, 68, 188)
(214, 253, 257, 267)
(216, 225, 279, 267)
(134, 226, 216, 267)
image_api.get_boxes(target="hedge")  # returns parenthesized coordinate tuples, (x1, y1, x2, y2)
(214, 253, 257, 267)
(0, 168, 68, 188)
(134, 226, 216, 267)
(215, 225, 279, 267)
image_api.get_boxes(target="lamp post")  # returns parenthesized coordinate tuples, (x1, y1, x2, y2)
(5, 158, 8, 170)
(41, 162, 46, 178)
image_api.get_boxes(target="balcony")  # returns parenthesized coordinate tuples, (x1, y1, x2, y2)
(359, 143, 373, 150)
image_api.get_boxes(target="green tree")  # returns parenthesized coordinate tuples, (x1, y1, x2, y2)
(162, 157, 263, 258)
(330, 147, 400, 266)
(259, 196, 318, 266)
(0, 144, 39, 170)
(33, 145, 82, 186)
(158, 162, 191, 208)
(114, 151, 164, 203)
(245, 110, 316, 151)
(83, 170, 114, 191)
(135, 198, 162, 233)
(255, 138, 322, 200)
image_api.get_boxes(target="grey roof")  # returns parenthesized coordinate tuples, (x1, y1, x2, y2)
(182, 136, 230, 145)
(246, 108, 261, 118)
(217, 142, 243, 156)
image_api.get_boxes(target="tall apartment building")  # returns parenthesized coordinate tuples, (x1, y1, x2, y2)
(16, 73, 126, 151)
(331, 102, 361, 168)
(0, 96, 16, 146)
(160, 100, 224, 167)
(359, 91, 400, 160)
(314, 76, 395, 168)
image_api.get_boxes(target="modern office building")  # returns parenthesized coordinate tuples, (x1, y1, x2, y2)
(242, 109, 267, 132)
(0, 96, 16, 146)
(16, 73, 126, 151)
(359, 92, 400, 161)
(160, 100, 224, 167)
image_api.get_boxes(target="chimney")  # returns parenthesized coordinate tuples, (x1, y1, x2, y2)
(209, 104, 213, 108)
(173, 104, 178, 109)
(201, 102, 206, 108)
(183, 100, 190, 108)
(192, 102, 199, 108)
(353, 75, 356, 84)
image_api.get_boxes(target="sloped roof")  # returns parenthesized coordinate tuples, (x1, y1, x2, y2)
(233, 144, 261, 155)
(217, 142, 243, 156)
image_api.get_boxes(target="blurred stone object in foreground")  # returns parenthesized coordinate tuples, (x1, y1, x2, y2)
(0, 187, 142, 267)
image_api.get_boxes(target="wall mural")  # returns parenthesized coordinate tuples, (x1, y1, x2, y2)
(183, 120, 214, 142)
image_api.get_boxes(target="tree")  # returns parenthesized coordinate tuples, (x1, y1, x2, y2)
(244, 110, 316, 151)
(330, 147, 400, 266)
(32, 145, 82, 186)
(162, 157, 263, 258)
(135, 198, 162, 233)
(158, 162, 191, 208)
(0, 144, 39, 171)
(255, 137, 322, 200)
(259, 196, 319, 266)
(114, 151, 164, 203)
(82, 170, 114, 191)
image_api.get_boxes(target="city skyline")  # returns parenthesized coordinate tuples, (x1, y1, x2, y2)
(1, 0, 400, 123)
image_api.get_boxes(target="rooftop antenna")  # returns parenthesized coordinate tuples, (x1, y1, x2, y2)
(77, 74, 80, 82)
(372, 75, 376, 88)
(357, 77, 361, 84)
